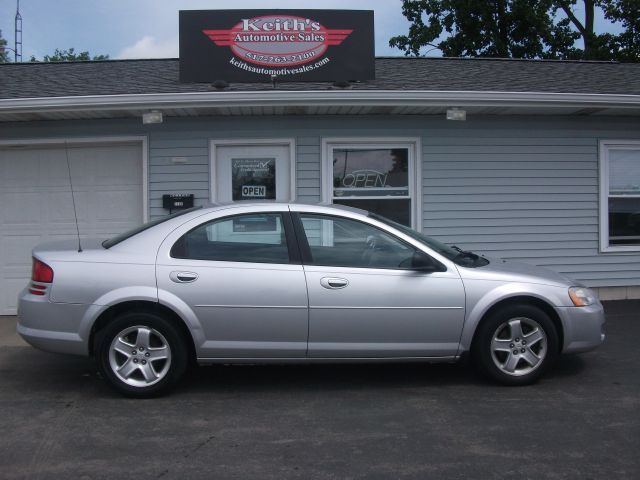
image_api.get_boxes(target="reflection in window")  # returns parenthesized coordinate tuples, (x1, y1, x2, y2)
(333, 148, 408, 197)
(171, 214, 289, 263)
(300, 214, 416, 269)
(231, 158, 276, 201)
(605, 147, 640, 246)
(330, 147, 412, 226)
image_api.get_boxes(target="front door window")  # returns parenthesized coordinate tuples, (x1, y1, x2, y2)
(299, 214, 418, 269)
(231, 158, 277, 201)
(212, 142, 292, 203)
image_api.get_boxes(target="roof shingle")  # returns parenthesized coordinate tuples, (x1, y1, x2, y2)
(1, 57, 639, 99)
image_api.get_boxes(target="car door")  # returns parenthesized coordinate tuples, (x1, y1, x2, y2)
(293, 211, 466, 358)
(156, 208, 308, 358)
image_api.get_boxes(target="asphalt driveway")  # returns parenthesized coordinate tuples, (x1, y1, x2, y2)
(0, 301, 638, 479)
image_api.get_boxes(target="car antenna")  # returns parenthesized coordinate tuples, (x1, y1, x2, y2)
(64, 141, 83, 252)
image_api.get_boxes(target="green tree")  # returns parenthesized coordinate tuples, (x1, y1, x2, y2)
(598, 0, 639, 61)
(0, 29, 10, 63)
(29, 48, 109, 62)
(390, 0, 639, 61)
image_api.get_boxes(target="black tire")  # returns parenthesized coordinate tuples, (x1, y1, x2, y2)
(95, 311, 189, 398)
(472, 304, 559, 386)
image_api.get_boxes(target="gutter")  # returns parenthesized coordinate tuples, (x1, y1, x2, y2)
(1, 90, 640, 114)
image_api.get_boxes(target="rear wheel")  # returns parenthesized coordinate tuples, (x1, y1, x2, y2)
(472, 304, 559, 386)
(96, 311, 188, 397)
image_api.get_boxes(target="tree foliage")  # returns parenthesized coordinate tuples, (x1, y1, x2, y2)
(390, 0, 640, 61)
(599, 0, 640, 61)
(0, 30, 9, 63)
(29, 48, 109, 62)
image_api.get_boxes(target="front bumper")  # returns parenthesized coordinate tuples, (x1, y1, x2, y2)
(556, 302, 606, 353)
(17, 288, 90, 356)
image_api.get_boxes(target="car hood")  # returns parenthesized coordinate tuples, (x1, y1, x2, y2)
(457, 257, 577, 287)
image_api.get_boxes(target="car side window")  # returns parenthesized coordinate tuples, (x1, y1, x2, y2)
(299, 214, 418, 269)
(171, 213, 290, 264)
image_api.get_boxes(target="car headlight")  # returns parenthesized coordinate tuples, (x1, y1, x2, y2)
(568, 286, 598, 307)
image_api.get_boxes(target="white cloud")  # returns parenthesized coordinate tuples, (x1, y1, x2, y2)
(116, 35, 178, 59)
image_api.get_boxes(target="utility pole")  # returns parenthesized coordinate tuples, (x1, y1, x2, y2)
(15, 0, 22, 62)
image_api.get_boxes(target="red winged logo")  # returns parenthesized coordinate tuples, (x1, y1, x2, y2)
(202, 15, 353, 67)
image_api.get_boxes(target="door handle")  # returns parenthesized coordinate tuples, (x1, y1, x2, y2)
(320, 277, 349, 289)
(170, 271, 198, 283)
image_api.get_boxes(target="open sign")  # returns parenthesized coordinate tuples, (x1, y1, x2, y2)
(242, 185, 266, 197)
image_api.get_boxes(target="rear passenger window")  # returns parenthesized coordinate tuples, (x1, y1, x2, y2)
(171, 213, 290, 264)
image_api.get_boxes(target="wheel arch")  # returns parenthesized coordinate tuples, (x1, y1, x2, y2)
(88, 300, 197, 361)
(469, 295, 564, 353)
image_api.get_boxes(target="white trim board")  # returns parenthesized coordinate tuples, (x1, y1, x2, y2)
(2, 91, 640, 114)
(598, 139, 640, 253)
(0, 135, 149, 222)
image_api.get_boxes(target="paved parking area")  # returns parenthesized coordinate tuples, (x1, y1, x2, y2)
(0, 301, 638, 479)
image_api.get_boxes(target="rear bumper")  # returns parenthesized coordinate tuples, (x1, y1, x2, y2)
(17, 289, 89, 356)
(556, 302, 606, 354)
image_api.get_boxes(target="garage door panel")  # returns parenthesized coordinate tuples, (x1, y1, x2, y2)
(40, 156, 70, 186)
(92, 190, 143, 221)
(46, 192, 76, 223)
(69, 145, 142, 187)
(0, 154, 37, 186)
(1, 279, 26, 313)
(1, 192, 44, 224)
(0, 143, 143, 315)
(1, 235, 41, 267)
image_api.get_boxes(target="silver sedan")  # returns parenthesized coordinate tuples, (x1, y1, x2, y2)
(17, 203, 605, 397)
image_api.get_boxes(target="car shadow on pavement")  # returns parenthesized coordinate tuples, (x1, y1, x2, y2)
(181, 362, 481, 394)
(545, 354, 587, 379)
(2, 345, 592, 398)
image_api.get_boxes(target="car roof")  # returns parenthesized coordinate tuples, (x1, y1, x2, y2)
(199, 201, 369, 216)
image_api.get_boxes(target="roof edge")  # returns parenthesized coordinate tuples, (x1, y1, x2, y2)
(1, 90, 640, 114)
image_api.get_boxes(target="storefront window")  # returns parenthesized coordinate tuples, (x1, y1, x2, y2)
(601, 141, 640, 251)
(330, 147, 413, 226)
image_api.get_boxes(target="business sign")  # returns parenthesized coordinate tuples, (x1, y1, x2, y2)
(179, 10, 374, 82)
(231, 158, 276, 201)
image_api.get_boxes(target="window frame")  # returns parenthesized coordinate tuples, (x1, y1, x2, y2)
(599, 140, 640, 253)
(321, 138, 422, 230)
(170, 211, 301, 265)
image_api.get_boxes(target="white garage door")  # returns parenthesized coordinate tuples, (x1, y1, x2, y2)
(0, 142, 144, 315)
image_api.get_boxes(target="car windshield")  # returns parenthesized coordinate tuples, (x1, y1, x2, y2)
(102, 206, 203, 249)
(368, 213, 489, 268)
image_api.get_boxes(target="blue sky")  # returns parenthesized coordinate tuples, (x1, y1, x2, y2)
(0, 0, 412, 60)
(0, 0, 624, 61)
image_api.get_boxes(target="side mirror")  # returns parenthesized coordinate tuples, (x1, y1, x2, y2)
(412, 251, 445, 272)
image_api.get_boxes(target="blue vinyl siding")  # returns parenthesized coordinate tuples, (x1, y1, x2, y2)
(1, 115, 640, 288)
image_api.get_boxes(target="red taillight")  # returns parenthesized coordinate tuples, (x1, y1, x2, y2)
(32, 258, 54, 283)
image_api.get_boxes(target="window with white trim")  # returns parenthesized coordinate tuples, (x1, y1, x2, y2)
(325, 141, 418, 227)
(600, 141, 640, 251)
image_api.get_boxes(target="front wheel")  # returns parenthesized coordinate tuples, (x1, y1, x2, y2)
(96, 311, 189, 397)
(472, 305, 559, 386)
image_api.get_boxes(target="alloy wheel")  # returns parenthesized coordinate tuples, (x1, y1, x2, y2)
(108, 325, 172, 387)
(490, 317, 548, 377)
